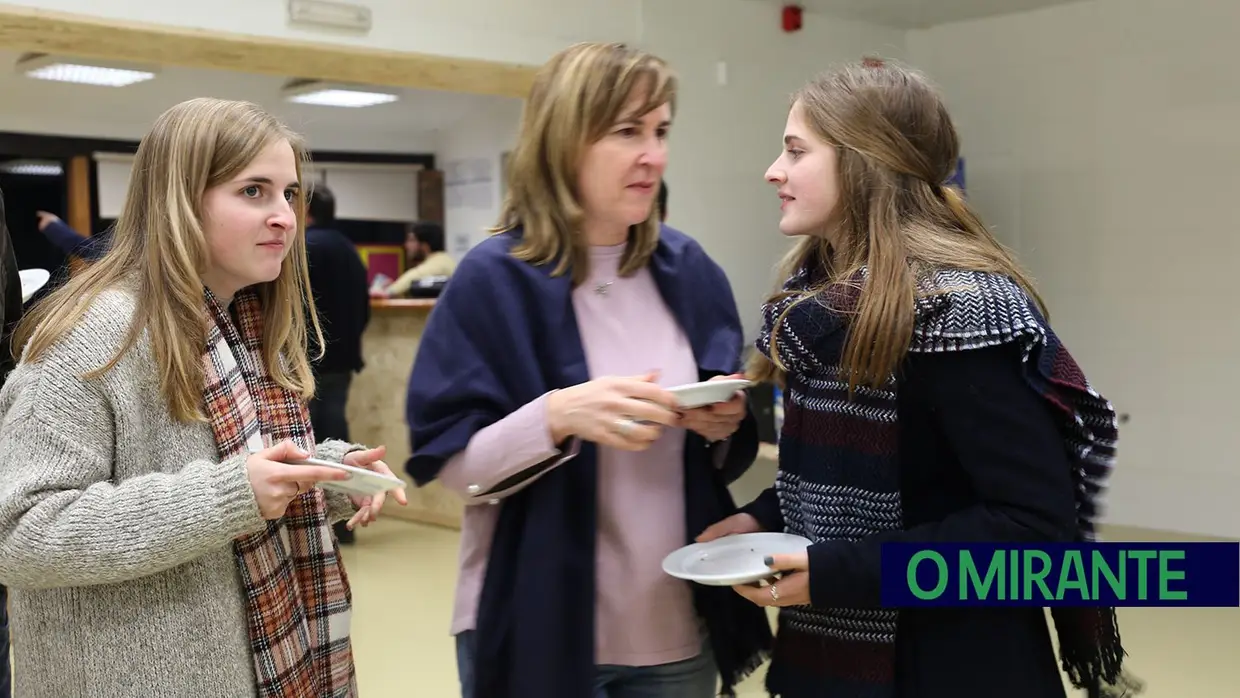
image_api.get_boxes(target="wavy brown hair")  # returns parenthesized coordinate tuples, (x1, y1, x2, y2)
(748, 59, 1045, 391)
(14, 98, 322, 422)
(491, 41, 676, 286)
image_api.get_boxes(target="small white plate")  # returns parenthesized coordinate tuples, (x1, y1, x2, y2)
(292, 457, 406, 497)
(19, 268, 49, 303)
(667, 378, 753, 409)
(662, 532, 811, 587)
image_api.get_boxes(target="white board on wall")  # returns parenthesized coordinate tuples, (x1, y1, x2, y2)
(92, 154, 421, 223)
(317, 162, 421, 222)
(93, 152, 134, 220)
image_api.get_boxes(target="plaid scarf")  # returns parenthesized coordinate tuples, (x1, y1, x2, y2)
(756, 265, 1131, 697)
(202, 287, 357, 698)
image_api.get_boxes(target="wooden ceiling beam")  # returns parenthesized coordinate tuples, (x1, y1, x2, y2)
(0, 3, 537, 98)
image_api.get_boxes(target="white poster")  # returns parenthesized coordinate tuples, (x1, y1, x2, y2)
(444, 157, 494, 210)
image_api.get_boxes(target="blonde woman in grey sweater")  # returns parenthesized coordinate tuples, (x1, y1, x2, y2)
(0, 98, 405, 698)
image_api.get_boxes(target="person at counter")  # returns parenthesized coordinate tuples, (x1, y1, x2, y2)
(371, 221, 455, 298)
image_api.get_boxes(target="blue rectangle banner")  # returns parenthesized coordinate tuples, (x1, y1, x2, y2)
(879, 542, 1239, 607)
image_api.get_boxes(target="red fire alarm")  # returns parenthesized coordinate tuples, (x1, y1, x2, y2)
(782, 4, 803, 32)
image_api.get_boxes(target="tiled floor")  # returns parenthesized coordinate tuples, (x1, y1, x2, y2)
(342, 515, 1238, 697)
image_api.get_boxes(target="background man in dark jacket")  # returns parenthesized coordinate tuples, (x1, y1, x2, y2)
(304, 185, 370, 544)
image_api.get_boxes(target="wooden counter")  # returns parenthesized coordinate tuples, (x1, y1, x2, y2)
(346, 296, 467, 530)
(369, 297, 437, 311)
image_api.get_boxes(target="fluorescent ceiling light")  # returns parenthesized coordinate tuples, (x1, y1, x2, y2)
(290, 89, 397, 107)
(16, 53, 157, 87)
(0, 160, 63, 177)
(283, 79, 398, 108)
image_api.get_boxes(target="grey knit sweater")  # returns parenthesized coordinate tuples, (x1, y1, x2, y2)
(0, 289, 360, 698)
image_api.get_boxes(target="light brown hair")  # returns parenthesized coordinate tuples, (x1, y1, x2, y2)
(748, 58, 1045, 390)
(491, 42, 676, 286)
(15, 97, 323, 422)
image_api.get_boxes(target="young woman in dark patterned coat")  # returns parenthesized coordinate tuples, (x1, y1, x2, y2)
(699, 59, 1140, 698)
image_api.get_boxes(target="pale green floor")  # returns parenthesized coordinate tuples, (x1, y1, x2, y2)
(342, 516, 1239, 697)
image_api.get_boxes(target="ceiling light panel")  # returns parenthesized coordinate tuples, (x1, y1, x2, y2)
(286, 87, 399, 108)
(0, 161, 63, 177)
(17, 54, 157, 87)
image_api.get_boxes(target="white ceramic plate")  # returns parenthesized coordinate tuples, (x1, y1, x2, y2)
(19, 268, 49, 303)
(666, 378, 753, 409)
(662, 532, 812, 587)
(292, 457, 406, 497)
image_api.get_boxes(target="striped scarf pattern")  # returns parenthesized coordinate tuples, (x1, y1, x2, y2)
(756, 266, 1127, 697)
(203, 287, 357, 698)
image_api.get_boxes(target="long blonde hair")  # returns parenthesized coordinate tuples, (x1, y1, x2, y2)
(748, 59, 1045, 390)
(14, 97, 323, 422)
(491, 42, 676, 286)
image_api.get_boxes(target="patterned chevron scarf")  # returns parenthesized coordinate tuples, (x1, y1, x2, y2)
(755, 265, 1131, 697)
(203, 287, 357, 698)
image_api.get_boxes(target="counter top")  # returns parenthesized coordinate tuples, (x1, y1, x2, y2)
(370, 298, 436, 310)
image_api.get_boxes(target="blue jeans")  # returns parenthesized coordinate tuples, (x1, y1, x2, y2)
(455, 630, 717, 698)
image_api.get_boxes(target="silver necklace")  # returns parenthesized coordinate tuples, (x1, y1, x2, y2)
(594, 280, 614, 296)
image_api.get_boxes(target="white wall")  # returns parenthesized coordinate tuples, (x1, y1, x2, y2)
(433, 100, 523, 257)
(909, 0, 1240, 538)
(9, 0, 643, 67)
(641, 0, 906, 338)
(11, 0, 906, 339)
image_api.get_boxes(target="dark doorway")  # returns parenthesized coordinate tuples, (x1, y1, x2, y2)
(334, 219, 409, 247)
(0, 159, 70, 303)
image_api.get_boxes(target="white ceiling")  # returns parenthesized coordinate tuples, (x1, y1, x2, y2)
(0, 50, 519, 154)
(781, 0, 1086, 28)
